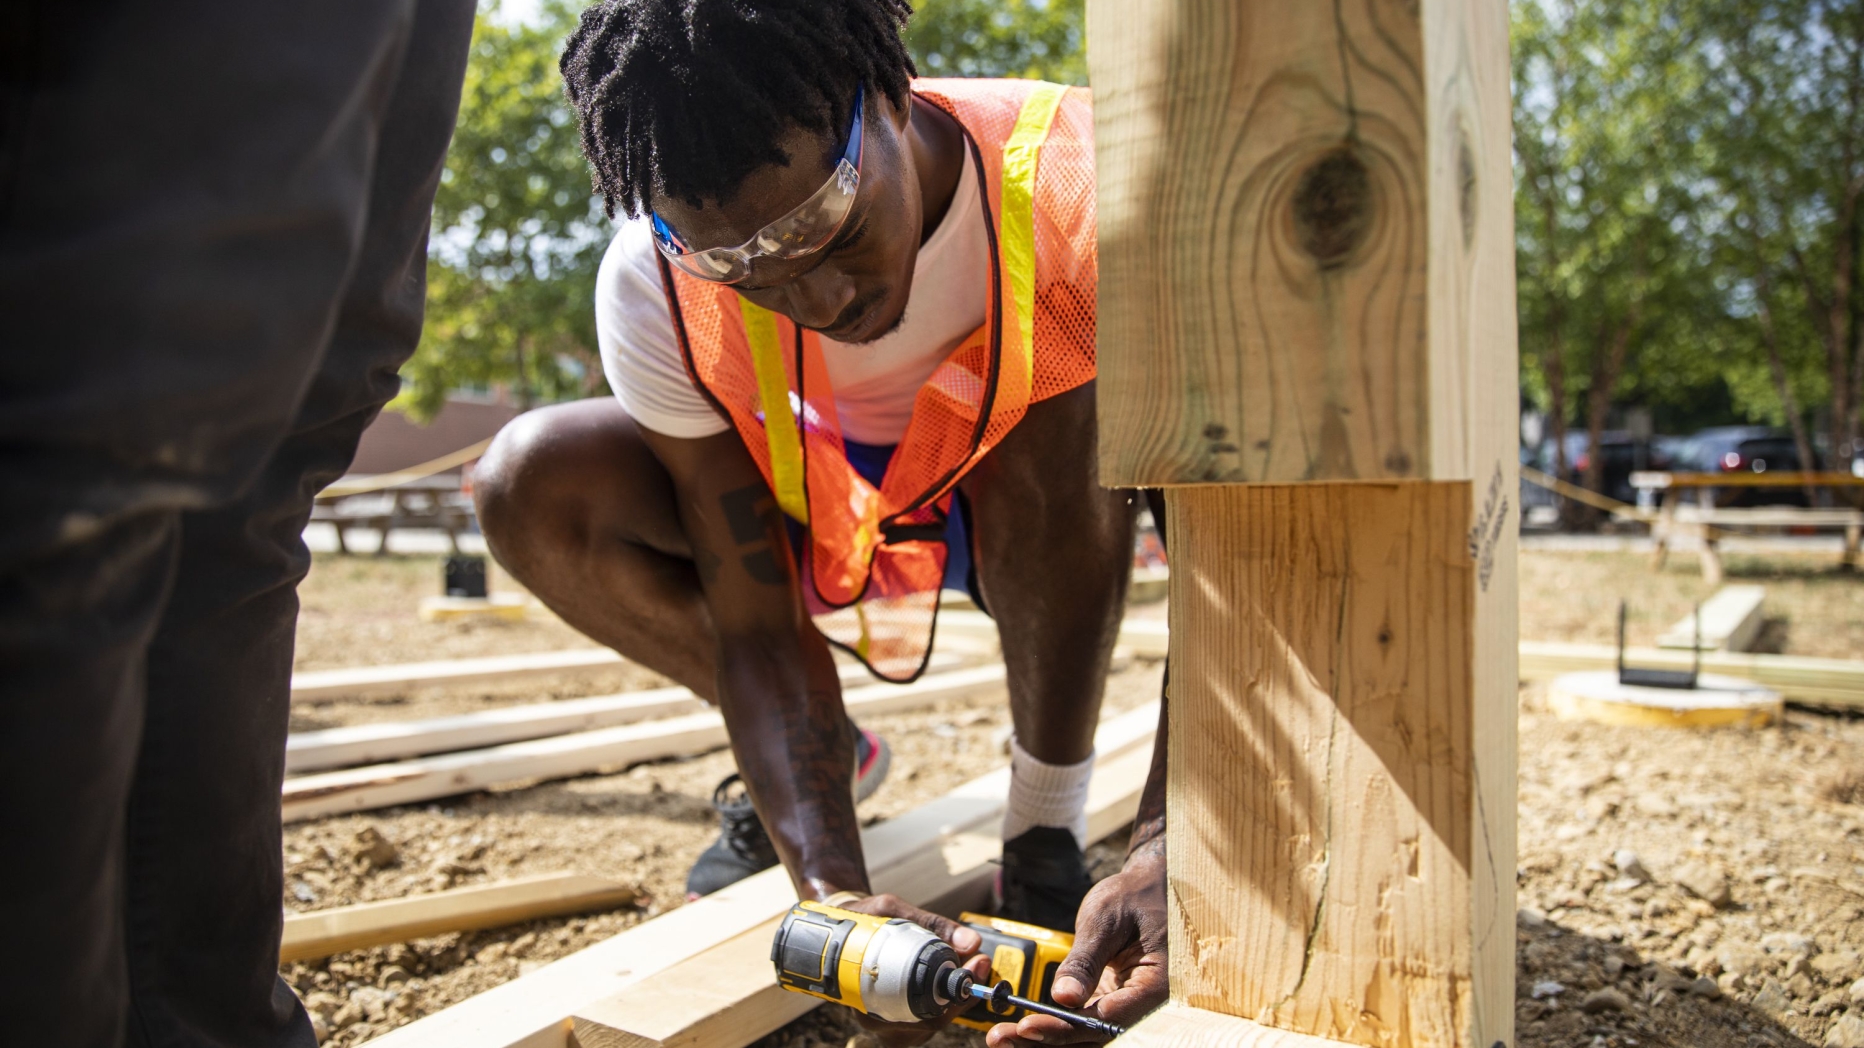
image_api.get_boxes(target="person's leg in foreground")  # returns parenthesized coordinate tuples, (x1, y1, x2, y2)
(0, 2, 471, 1043)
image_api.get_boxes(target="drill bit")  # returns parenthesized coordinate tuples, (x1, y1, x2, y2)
(965, 979, 1127, 1038)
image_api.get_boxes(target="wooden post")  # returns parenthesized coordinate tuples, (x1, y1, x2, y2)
(1087, 1, 1517, 1047)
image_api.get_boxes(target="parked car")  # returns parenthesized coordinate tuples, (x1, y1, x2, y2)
(1535, 430, 1674, 507)
(1670, 425, 1819, 506)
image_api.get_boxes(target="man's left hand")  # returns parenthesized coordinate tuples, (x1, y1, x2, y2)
(983, 846, 1168, 1045)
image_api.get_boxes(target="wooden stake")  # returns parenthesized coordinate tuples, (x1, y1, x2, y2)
(1087, 0, 1519, 1043)
(1164, 486, 1514, 1045)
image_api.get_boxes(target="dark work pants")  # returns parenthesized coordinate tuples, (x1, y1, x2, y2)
(0, 3, 473, 1045)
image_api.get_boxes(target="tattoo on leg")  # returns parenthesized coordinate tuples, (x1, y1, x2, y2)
(720, 484, 776, 544)
(741, 549, 787, 586)
(717, 483, 789, 586)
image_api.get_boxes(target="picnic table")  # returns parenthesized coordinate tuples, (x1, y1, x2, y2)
(1629, 471, 1864, 585)
(311, 474, 473, 555)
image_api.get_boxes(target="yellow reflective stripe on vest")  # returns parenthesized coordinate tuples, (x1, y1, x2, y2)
(1000, 83, 1067, 389)
(739, 298, 810, 524)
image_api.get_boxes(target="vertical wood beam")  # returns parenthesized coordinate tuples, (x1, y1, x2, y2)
(1087, 0, 1518, 1045)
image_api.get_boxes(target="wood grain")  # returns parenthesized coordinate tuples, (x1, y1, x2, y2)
(1088, 0, 1516, 486)
(1164, 484, 1513, 1048)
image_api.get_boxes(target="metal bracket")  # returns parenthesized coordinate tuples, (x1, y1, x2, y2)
(1617, 600, 1700, 689)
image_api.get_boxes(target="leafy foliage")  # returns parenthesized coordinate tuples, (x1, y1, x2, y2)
(907, 0, 1086, 84)
(396, 0, 608, 421)
(1514, 0, 1863, 469)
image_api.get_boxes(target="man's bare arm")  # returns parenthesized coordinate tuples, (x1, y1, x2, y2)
(639, 428, 868, 898)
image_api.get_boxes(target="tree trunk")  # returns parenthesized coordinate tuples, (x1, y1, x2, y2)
(1581, 315, 1636, 524)
(1537, 188, 1575, 528)
(1756, 275, 1820, 504)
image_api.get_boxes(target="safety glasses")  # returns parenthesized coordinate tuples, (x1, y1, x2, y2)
(650, 83, 865, 286)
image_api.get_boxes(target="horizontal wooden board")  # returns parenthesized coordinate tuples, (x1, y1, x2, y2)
(282, 874, 640, 963)
(1519, 641, 1864, 708)
(292, 648, 625, 703)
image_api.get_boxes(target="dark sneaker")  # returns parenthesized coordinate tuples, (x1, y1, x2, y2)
(993, 826, 1095, 932)
(685, 728, 890, 900)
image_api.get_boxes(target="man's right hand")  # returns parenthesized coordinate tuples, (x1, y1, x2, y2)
(831, 892, 993, 1047)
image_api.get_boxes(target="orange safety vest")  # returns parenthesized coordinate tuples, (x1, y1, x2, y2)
(657, 78, 1097, 682)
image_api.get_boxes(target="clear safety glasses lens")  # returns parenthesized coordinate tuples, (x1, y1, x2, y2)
(651, 84, 864, 285)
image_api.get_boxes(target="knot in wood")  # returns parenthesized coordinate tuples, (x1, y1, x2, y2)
(1291, 148, 1373, 269)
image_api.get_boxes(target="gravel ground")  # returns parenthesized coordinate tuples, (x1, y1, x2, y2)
(1518, 550, 1864, 659)
(277, 551, 1864, 1047)
(1512, 687, 1864, 1048)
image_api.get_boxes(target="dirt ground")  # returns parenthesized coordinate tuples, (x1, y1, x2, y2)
(281, 550, 1864, 1047)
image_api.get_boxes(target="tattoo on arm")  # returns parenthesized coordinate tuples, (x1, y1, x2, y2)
(717, 483, 789, 586)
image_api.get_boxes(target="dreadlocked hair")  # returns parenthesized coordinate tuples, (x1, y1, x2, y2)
(561, 0, 917, 218)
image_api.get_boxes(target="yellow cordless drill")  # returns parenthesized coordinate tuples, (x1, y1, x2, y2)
(770, 900, 1125, 1036)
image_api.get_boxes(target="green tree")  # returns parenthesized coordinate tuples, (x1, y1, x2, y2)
(906, 0, 1087, 84)
(1691, 0, 1864, 467)
(1512, 0, 1704, 510)
(395, 0, 608, 421)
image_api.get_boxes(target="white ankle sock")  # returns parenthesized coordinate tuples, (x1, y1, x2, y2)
(1002, 737, 1093, 850)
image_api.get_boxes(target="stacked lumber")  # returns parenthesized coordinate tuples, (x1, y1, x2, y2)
(365, 702, 1161, 1048)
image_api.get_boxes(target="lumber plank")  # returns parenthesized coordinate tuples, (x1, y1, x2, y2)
(1519, 641, 1864, 708)
(1112, 1004, 1358, 1047)
(365, 704, 1161, 1048)
(287, 661, 907, 773)
(292, 648, 625, 703)
(1164, 487, 1515, 1048)
(282, 874, 640, 963)
(563, 725, 1161, 1048)
(1090, 0, 1519, 1039)
(286, 664, 1011, 822)
(1657, 584, 1766, 652)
